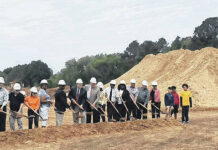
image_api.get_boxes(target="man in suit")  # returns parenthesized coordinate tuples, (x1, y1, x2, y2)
(68, 79, 87, 124)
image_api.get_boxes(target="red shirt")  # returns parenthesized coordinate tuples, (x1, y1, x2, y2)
(172, 92, 179, 106)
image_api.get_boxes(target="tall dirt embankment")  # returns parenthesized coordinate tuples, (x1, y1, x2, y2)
(111, 47, 218, 107)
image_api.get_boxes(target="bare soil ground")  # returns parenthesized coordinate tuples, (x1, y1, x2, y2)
(1, 109, 218, 150)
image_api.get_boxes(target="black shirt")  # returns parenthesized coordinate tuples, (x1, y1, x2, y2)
(55, 89, 70, 112)
(9, 92, 24, 111)
(150, 90, 155, 103)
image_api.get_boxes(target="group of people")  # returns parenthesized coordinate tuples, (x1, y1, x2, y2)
(0, 76, 193, 132)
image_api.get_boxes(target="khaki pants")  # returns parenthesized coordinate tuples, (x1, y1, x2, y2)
(9, 111, 23, 131)
(56, 112, 64, 126)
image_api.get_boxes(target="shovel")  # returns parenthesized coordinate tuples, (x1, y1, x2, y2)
(151, 103, 166, 114)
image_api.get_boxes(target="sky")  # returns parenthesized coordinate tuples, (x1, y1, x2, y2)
(0, 0, 218, 73)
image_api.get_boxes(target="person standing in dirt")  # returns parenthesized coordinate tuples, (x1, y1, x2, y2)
(84, 77, 100, 123)
(8, 83, 24, 131)
(171, 86, 180, 119)
(164, 87, 174, 120)
(150, 81, 161, 118)
(24, 87, 40, 129)
(39, 79, 52, 128)
(126, 79, 138, 120)
(117, 80, 131, 121)
(180, 84, 192, 124)
(105, 80, 120, 122)
(136, 80, 150, 120)
(0, 77, 8, 132)
(97, 82, 107, 122)
(68, 79, 87, 124)
(54, 80, 71, 126)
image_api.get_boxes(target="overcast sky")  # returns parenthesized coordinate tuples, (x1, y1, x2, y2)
(0, 0, 217, 73)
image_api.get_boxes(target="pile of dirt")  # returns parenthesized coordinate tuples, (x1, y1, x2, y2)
(110, 47, 218, 107)
(0, 119, 181, 146)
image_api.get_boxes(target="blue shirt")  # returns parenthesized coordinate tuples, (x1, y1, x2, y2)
(39, 89, 51, 107)
(164, 93, 174, 106)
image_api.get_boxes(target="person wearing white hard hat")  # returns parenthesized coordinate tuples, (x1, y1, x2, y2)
(54, 80, 71, 126)
(0, 77, 8, 132)
(97, 82, 106, 122)
(105, 80, 120, 122)
(150, 81, 161, 118)
(84, 77, 100, 123)
(24, 87, 40, 129)
(126, 79, 138, 120)
(136, 80, 150, 120)
(68, 79, 87, 124)
(8, 83, 24, 131)
(38, 79, 52, 128)
(117, 80, 131, 121)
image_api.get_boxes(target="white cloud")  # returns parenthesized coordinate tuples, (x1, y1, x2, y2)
(0, 0, 218, 73)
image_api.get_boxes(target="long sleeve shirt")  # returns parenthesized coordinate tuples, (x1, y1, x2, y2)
(85, 85, 100, 106)
(0, 88, 9, 107)
(104, 87, 120, 103)
(137, 87, 150, 105)
(164, 93, 174, 106)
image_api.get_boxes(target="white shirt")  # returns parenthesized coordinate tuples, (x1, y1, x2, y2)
(0, 88, 9, 107)
(104, 87, 120, 103)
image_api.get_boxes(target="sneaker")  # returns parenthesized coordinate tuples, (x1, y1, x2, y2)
(182, 121, 186, 124)
(186, 121, 190, 124)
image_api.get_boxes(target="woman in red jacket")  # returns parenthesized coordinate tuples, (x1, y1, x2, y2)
(171, 86, 180, 119)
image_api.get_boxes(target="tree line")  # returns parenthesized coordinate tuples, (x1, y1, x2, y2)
(1, 17, 218, 87)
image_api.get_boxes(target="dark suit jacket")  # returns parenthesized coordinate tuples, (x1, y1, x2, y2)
(68, 87, 87, 109)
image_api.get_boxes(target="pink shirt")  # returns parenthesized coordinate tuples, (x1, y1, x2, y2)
(150, 89, 161, 103)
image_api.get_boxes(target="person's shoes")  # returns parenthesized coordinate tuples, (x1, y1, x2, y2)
(182, 121, 186, 124)
(186, 121, 190, 124)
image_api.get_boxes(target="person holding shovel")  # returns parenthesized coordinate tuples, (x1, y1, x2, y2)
(54, 80, 71, 126)
(84, 77, 100, 123)
(25, 87, 40, 129)
(8, 83, 24, 131)
(105, 80, 121, 122)
(39, 79, 52, 128)
(136, 80, 150, 120)
(126, 79, 139, 120)
(117, 80, 131, 121)
(97, 82, 107, 122)
(68, 79, 87, 124)
(0, 77, 8, 132)
(150, 81, 161, 118)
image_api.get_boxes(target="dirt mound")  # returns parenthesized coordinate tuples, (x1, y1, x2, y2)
(0, 119, 180, 147)
(111, 47, 218, 107)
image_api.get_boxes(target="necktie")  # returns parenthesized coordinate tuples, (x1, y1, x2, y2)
(76, 89, 80, 102)
(109, 88, 112, 101)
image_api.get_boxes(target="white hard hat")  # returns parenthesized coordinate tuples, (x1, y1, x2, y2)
(97, 82, 104, 88)
(152, 81, 158, 86)
(120, 80, 126, 85)
(130, 79, 136, 84)
(40, 79, 48, 84)
(90, 77, 97, 84)
(76, 78, 83, 84)
(0, 77, 5, 84)
(110, 80, 116, 85)
(58, 80, 66, 86)
(142, 80, 148, 86)
(13, 83, 21, 90)
(30, 87, 38, 93)
(20, 91, 26, 96)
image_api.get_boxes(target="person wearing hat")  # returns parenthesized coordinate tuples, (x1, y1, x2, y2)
(24, 87, 40, 129)
(68, 79, 87, 124)
(54, 80, 71, 126)
(105, 80, 120, 122)
(84, 77, 100, 123)
(8, 83, 24, 131)
(39, 79, 52, 128)
(136, 80, 150, 119)
(150, 81, 161, 118)
(97, 82, 107, 122)
(126, 79, 139, 120)
(117, 80, 131, 121)
(0, 77, 8, 132)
